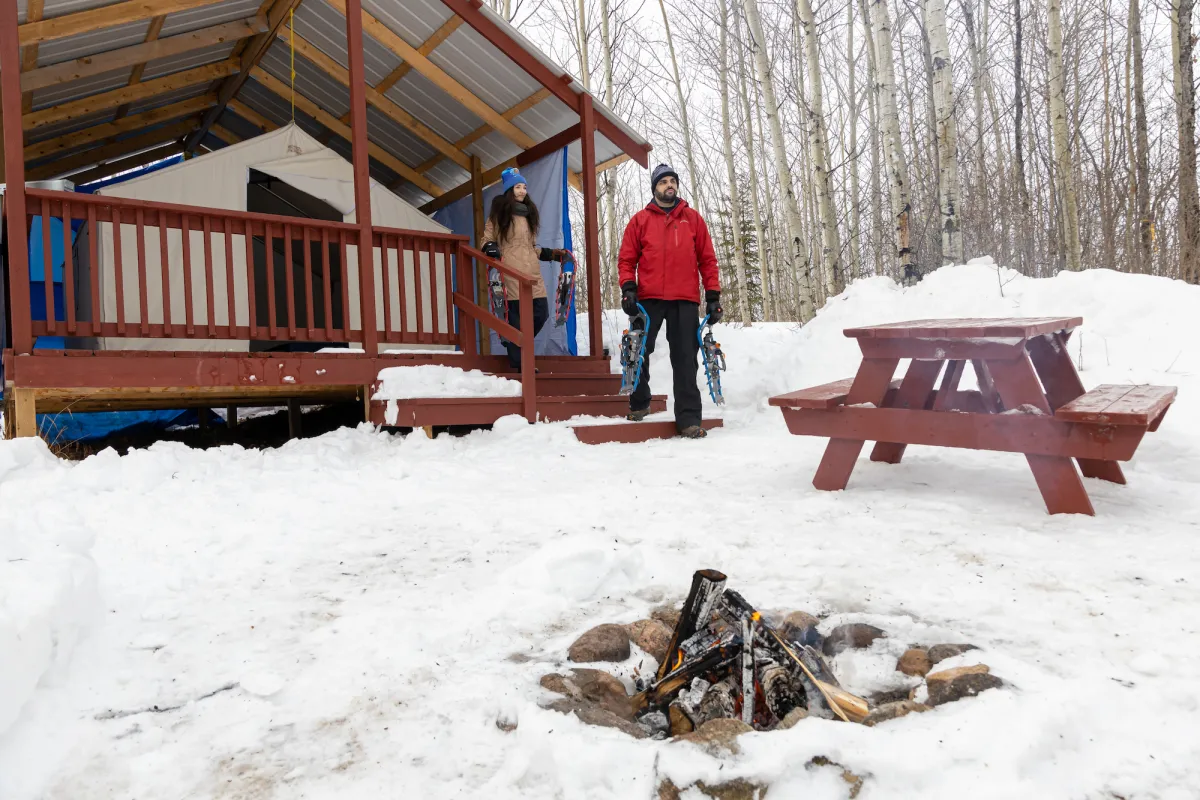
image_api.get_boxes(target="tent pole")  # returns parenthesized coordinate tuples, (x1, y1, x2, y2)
(471, 154, 490, 356)
(0, 0, 33, 355)
(343, 0, 377, 356)
(580, 93, 603, 357)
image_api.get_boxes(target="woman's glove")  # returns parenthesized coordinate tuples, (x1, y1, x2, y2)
(482, 241, 500, 260)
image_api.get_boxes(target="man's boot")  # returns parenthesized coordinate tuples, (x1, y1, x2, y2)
(678, 425, 707, 438)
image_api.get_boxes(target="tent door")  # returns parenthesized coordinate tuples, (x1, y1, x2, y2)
(246, 169, 344, 351)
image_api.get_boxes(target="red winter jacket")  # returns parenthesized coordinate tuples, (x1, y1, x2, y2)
(617, 199, 720, 303)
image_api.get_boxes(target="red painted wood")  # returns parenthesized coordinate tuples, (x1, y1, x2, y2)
(0, 0, 33, 353)
(844, 317, 1083, 340)
(62, 200, 77, 334)
(871, 358, 943, 463)
(453, 291, 521, 343)
(573, 418, 724, 444)
(988, 354, 1094, 515)
(580, 93, 604, 358)
(89, 204, 102, 333)
(781, 407, 1146, 462)
(180, 213, 194, 335)
(303, 225, 315, 335)
(770, 378, 855, 409)
(159, 213, 174, 336)
(41, 198, 57, 334)
(134, 207, 149, 335)
(932, 359, 965, 411)
(1055, 384, 1178, 426)
(813, 357, 899, 491)
(425, 236, 438, 344)
(441, 240, 453, 338)
(113, 205, 127, 335)
(202, 215, 216, 337)
(397, 235, 411, 338)
(858, 336, 1027, 362)
(245, 223, 258, 339)
(372, 394, 668, 428)
(520, 283, 536, 422)
(223, 217, 236, 332)
(414, 236, 427, 342)
(344, 0, 377, 357)
(1027, 332, 1126, 484)
(339, 231, 351, 340)
(264, 223, 277, 339)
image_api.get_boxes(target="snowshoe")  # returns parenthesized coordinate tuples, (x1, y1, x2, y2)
(554, 252, 576, 327)
(487, 266, 509, 343)
(697, 315, 726, 405)
(619, 303, 650, 396)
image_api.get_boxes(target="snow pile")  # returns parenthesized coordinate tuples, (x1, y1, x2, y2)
(0, 263, 1197, 798)
(0, 439, 100, 738)
(372, 364, 523, 424)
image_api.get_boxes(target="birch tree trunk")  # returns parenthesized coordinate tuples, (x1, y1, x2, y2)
(658, 0, 706, 217)
(719, 0, 751, 324)
(926, 0, 962, 264)
(1130, 0, 1152, 272)
(599, 0, 618, 307)
(860, 0, 884, 276)
(734, 7, 771, 320)
(743, 0, 814, 320)
(847, 0, 862, 282)
(871, 0, 915, 282)
(1175, 0, 1200, 283)
(576, 0, 590, 91)
(1047, 0, 1082, 271)
(797, 0, 845, 296)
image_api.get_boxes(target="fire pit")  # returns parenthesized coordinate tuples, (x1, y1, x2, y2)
(538, 569, 1004, 742)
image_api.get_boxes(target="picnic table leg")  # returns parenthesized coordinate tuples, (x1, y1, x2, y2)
(932, 360, 966, 410)
(870, 359, 943, 464)
(987, 353, 1095, 515)
(813, 357, 899, 490)
(971, 359, 1004, 413)
(1026, 333, 1126, 485)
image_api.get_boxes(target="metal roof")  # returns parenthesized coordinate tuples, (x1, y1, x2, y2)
(18, 0, 651, 202)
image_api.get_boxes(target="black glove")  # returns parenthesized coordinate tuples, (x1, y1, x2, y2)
(538, 247, 573, 263)
(482, 241, 500, 260)
(705, 290, 723, 324)
(621, 282, 639, 316)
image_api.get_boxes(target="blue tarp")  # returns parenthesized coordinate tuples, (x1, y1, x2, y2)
(37, 408, 222, 445)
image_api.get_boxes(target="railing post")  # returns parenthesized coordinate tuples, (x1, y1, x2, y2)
(520, 282, 536, 422)
(454, 242, 477, 356)
(1, 0, 33, 355)
(579, 93, 603, 358)
(344, 0, 377, 356)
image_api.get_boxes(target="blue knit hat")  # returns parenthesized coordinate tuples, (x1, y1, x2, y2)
(651, 163, 679, 193)
(501, 167, 526, 194)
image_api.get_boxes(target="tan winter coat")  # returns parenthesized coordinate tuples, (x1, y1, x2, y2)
(481, 214, 548, 300)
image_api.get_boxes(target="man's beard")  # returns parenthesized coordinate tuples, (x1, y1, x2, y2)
(654, 188, 677, 204)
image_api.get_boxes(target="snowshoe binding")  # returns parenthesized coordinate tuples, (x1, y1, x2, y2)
(619, 303, 650, 396)
(697, 315, 726, 404)
(554, 251, 576, 327)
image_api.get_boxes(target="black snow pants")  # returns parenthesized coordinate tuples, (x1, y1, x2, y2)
(504, 297, 549, 369)
(629, 298, 703, 430)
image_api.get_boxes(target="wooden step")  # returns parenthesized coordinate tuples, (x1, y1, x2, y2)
(572, 418, 724, 444)
(525, 372, 622, 397)
(370, 394, 665, 428)
(478, 355, 614, 374)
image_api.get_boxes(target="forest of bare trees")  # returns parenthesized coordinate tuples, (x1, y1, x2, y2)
(488, 0, 1200, 322)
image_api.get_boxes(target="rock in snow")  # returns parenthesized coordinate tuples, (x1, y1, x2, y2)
(567, 624, 631, 663)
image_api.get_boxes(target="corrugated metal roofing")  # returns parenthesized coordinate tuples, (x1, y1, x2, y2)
(14, 0, 650, 194)
(124, 82, 213, 115)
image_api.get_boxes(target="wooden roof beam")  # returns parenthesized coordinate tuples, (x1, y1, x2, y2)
(281, 30, 470, 170)
(22, 59, 239, 129)
(64, 141, 182, 186)
(18, 0, 231, 47)
(183, 0, 305, 153)
(26, 118, 198, 180)
(248, 67, 444, 197)
(323, 0, 534, 150)
(411, 87, 550, 178)
(24, 94, 216, 161)
(19, 0, 44, 113)
(374, 16, 461, 95)
(20, 17, 267, 93)
(208, 125, 240, 145)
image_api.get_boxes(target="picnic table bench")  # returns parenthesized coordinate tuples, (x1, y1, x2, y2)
(769, 318, 1177, 515)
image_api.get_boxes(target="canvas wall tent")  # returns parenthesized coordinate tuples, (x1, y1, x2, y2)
(94, 123, 455, 351)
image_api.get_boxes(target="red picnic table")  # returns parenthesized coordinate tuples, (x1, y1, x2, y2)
(769, 317, 1177, 515)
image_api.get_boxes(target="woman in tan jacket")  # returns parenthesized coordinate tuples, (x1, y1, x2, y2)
(481, 168, 570, 370)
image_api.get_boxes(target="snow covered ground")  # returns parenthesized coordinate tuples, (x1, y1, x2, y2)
(2, 261, 1198, 799)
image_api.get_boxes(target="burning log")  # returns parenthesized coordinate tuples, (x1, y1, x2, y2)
(657, 569, 727, 680)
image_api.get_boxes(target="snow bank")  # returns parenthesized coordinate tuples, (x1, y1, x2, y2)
(0, 439, 100, 738)
(372, 364, 523, 424)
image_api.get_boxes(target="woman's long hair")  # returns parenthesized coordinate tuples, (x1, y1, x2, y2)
(487, 188, 540, 243)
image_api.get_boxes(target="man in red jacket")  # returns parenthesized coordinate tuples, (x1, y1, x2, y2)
(617, 163, 722, 438)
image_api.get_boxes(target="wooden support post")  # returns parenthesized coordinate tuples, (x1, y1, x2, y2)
(344, 0, 377, 357)
(197, 408, 209, 432)
(226, 405, 238, 428)
(11, 388, 37, 438)
(287, 399, 301, 439)
(422, 425, 435, 439)
(470, 154, 489, 355)
(1, 0, 33, 355)
(579, 94, 604, 357)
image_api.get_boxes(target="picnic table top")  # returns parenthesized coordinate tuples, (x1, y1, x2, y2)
(843, 316, 1083, 340)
